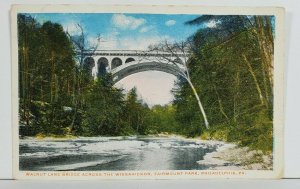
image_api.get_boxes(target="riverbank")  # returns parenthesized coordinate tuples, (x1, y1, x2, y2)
(151, 133, 273, 170)
(20, 133, 79, 141)
(197, 142, 273, 170)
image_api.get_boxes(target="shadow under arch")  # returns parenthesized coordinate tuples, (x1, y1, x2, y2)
(97, 57, 109, 77)
(83, 57, 95, 75)
(111, 57, 122, 69)
(125, 57, 135, 63)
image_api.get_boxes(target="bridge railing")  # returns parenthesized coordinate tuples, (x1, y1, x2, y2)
(79, 50, 190, 57)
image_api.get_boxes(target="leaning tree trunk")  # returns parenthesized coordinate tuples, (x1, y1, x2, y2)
(186, 78, 210, 129)
(242, 54, 265, 106)
(147, 40, 210, 130)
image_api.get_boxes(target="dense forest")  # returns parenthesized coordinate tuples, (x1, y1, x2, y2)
(173, 15, 274, 152)
(18, 14, 274, 153)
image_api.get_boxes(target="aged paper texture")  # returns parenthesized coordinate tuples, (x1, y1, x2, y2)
(11, 5, 285, 179)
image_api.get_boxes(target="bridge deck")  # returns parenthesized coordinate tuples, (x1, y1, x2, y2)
(81, 50, 190, 57)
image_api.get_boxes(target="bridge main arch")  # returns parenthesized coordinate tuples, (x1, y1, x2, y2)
(111, 61, 184, 84)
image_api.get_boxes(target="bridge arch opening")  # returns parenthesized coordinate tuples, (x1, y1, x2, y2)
(111, 57, 123, 69)
(125, 57, 135, 63)
(83, 57, 95, 75)
(114, 70, 177, 106)
(97, 57, 109, 77)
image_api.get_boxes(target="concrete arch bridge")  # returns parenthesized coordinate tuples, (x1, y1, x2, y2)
(81, 50, 188, 83)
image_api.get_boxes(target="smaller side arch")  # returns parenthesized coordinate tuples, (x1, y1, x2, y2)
(111, 57, 123, 69)
(125, 57, 135, 63)
(83, 57, 95, 75)
(97, 57, 109, 77)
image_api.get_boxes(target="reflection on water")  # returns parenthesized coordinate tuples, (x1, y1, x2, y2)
(19, 136, 218, 171)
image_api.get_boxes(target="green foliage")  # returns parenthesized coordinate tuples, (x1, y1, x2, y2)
(18, 14, 78, 135)
(146, 105, 180, 134)
(175, 15, 274, 153)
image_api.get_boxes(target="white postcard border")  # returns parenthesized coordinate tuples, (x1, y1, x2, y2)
(11, 4, 285, 179)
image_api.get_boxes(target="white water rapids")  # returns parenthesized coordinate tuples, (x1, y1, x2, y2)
(19, 136, 225, 171)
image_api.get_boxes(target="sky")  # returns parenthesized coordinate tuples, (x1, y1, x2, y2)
(29, 13, 201, 106)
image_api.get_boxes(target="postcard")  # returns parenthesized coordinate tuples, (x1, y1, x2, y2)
(11, 5, 285, 179)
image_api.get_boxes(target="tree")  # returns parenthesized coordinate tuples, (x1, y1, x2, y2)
(65, 24, 103, 132)
(186, 15, 274, 108)
(66, 23, 101, 68)
(18, 14, 78, 135)
(179, 15, 274, 151)
(147, 40, 210, 129)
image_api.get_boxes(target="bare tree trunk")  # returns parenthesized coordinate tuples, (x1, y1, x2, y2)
(213, 84, 229, 120)
(233, 71, 240, 122)
(136, 112, 140, 134)
(254, 16, 274, 89)
(69, 101, 78, 133)
(186, 78, 210, 129)
(242, 54, 265, 105)
(54, 74, 59, 102)
(260, 56, 270, 107)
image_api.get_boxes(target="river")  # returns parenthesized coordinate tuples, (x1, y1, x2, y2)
(19, 136, 223, 171)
